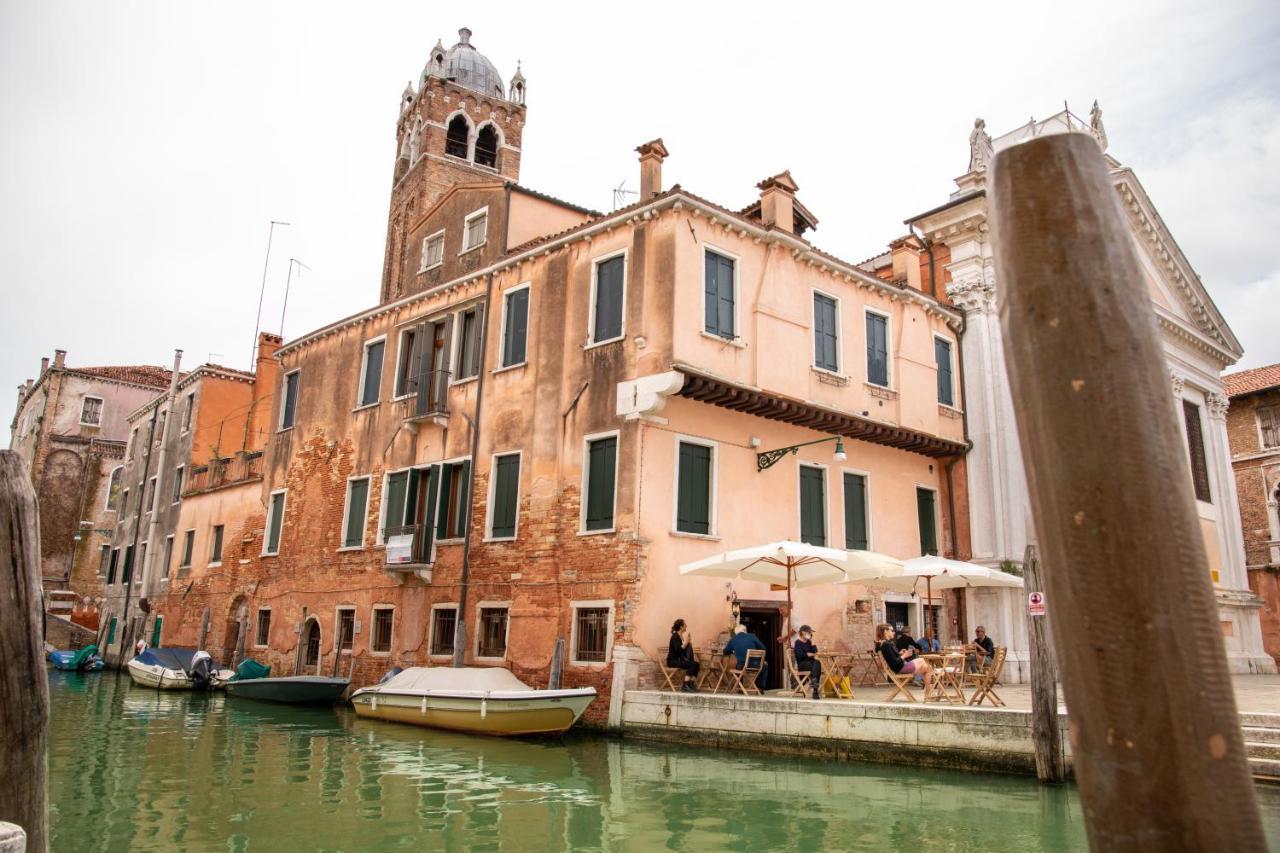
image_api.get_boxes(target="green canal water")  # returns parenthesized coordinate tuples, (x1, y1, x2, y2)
(46, 671, 1280, 852)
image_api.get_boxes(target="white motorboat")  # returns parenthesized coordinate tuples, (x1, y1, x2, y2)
(350, 666, 596, 736)
(126, 647, 232, 690)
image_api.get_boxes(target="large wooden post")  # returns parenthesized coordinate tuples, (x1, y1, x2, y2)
(1022, 544, 1065, 783)
(991, 133, 1264, 849)
(0, 452, 49, 853)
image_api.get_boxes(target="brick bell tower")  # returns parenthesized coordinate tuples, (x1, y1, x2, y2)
(379, 27, 527, 303)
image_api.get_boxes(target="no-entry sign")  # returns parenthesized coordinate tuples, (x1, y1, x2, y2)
(1028, 591, 1047, 617)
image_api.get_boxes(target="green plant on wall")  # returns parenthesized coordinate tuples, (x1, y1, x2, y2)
(999, 559, 1023, 577)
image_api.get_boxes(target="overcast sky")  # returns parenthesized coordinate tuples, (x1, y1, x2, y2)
(2, 0, 1277, 417)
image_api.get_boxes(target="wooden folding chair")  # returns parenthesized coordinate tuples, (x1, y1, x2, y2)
(658, 661, 683, 692)
(965, 647, 1008, 707)
(876, 649, 917, 702)
(784, 648, 812, 697)
(726, 649, 765, 696)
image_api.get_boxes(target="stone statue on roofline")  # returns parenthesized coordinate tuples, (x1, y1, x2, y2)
(968, 118, 994, 173)
(1090, 100, 1109, 152)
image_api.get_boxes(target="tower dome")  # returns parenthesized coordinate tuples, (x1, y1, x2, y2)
(442, 28, 506, 100)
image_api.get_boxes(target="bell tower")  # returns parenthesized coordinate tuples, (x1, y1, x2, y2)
(379, 28, 527, 303)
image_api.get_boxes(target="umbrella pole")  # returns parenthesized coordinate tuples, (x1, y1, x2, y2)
(926, 576, 933, 644)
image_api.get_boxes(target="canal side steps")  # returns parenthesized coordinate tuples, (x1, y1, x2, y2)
(1242, 712, 1280, 782)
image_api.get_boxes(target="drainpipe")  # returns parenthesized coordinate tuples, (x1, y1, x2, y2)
(451, 272, 495, 667)
(140, 350, 184, 605)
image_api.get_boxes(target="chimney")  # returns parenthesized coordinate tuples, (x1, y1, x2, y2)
(757, 171, 800, 234)
(53, 349, 66, 369)
(635, 138, 669, 200)
(889, 235, 925, 291)
(40, 357, 49, 374)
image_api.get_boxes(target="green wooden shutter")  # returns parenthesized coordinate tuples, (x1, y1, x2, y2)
(935, 338, 954, 406)
(594, 257, 624, 342)
(107, 617, 117, 645)
(916, 487, 938, 556)
(150, 616, 163, 647)
(491, 454, 520, 537)
(717, 256, 735, 339)
(503, 289, 529, 366)
(676, 442, 711, 534)
(421, 465, 440, 559)
(435, 463, 453, 540)
(585, 437, 617, 530)
(814, 294, 838, 371)
(267, 493, 284, 553)
(704, 253, 719, 335)
(344, 478, 369, 547)
(867, 313, 888, 386)
(799, 466, 826, 546)
(843, 473, 869, 550)
(121, 545, 134, 584)
(384, 471, 408, 537)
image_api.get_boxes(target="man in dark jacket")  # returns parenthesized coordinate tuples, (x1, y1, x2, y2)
(724, 624, 768, 688)
(967, 625, 996, 673)
(793, 625, 822, 699)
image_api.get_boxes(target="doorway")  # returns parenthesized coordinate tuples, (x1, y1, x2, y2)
(885, 602, 909, 632)
(303, 619, 321, 673)
(738, 604, 783, 690)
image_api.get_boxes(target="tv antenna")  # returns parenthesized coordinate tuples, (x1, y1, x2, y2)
(612, 180, 637, 211)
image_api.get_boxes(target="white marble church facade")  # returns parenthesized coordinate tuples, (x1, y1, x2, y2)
(909, 106, 1274, 679)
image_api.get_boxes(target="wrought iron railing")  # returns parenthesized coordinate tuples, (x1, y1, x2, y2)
(383, 523, 433, 567)
(185, 451, 263, 495)
(404, 369, 451, 421)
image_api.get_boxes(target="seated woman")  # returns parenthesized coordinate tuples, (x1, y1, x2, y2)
(876, 623, 932, 684)
(667, 618, 701, 692)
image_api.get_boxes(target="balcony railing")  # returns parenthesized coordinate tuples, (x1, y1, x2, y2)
(384, 524, 433, 569)
(403, 369, 451, 424)
(185, 451, 263, 495)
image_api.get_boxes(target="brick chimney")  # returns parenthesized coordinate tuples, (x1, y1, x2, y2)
(53, 349, 66, 369)
(636, 138, 669, 200)
(40, 357, 49, 374)
(888, 235, 925, 291)
(757, 171, 800, 234)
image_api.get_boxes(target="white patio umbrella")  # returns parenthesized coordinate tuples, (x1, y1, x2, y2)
(850, 555, 1023, 641)
(679, 541, 904, 638)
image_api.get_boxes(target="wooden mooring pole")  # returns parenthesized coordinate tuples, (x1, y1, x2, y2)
(0, 452, 49, 852)
(1022, 544, 1065, 783)
(991, 133, 1264, 849)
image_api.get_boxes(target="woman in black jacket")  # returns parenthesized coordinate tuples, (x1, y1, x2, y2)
(876, 623, 931, 681)
(667, 618, 700, 692)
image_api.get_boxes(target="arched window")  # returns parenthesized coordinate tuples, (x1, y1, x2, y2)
(475, 124, 499, 168)
(105, 465, 124, 512)
(446, 115, 470, 159)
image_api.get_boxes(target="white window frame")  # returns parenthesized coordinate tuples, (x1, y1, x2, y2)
(497, 282, 532, 370)
(450, 304, 483, 386)
(172, 465, 184, 504)
(579, 429, 621, 535)
(393, 326, 418, 400)
(419, 228, 445, 272)
(428, 602, 460, 659)
(569, 599, 615, 667)
(701, 244, 740, 343)
(473, 600, 512, 661)
(181, 393, 195, 433)
(671, 434, 719, 538)
(586, 248, 628, 348)
(376, 465, 411, 546)
(932, 332, 959, 409)
(339, 475, 372, 551)
(915, 483, 942, 556)
(355, 335, 387, 410)
(254, 606, 272, 648)
(811, 288, 843, 376)
(434, 454, 474, 544)
(461, 206, 489, 254)
(163, 534, 174, 576)
(208, 524, 224, 567)
(278, 369, 300, 431)
(840, 467, 874, 551)
(334, 605, 357, 652)
(864, 306, 893, 388)
(370, 605, 396, 656)
(179, 528, 196, 569)
(796, 461, 830, 547)
(145, 476, 157, 513)
(484, 450, 523, 541)
(79, 395, 104, 426)
(262, 489, 287, 556)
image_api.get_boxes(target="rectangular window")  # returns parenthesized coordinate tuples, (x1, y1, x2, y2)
(343, 477, 370, 548)
(107, 548, 119, 584)
(501, 286, 529, 367)
(489, 453, 520, 539)
(121, 544, 134, 585)
(210, 524, 224, 564)
(372, 607, 394, 653)
(1183, 400, 1212, 502)
(255, 609, 271, 647)
(121, 488, 129, 514)
(591, 255, 625, 344)
(421, 230, 444, 270)
(812, 293, 839, 372)
(431, 607, 457, 656)
(280, 371, 299, 430)
(80, 396, 103, 425)
(436, 461, 471, 540)
(704, 250, 736, 339)
(917, 487, 939, 556)
(337, 608, 355, 651)
(1258, 404, 1279, 450)
(478, 607, 509, 658)
(172, 465, 184, 503)
(574, 607, 610, 663)
(584, 435, 618, 531)
(359, 339, 385, 407)
(464, 209, 488, 251)
(147, 476, 157, 512)
(382, 470, 409, 541)
(182, 394, 194, 432)
(866, 312, 889, 387)
(799, 465, 827, 546)
(264, 491, 286, 555)
(180, 530, 195, 568)
(136, 543, 146, 585)
(676, 441, 713, 535)
(394, 327, 417, 398)
(455, 307, 482, 381)
(163, 535, 174, 576)
(935, 337, 955, 406)
(98, 545, 110, 577)
(844, 472, 869, 551)
(107, 617, 117, 645)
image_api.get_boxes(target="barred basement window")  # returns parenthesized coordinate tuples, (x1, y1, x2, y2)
(337, 608, 355, 651)
(1183, 400, 1212, 503)
(478, 607, 508, 658)
(574, 607, 610, 663)
(431, 607, 457, 656)
(372, 607, 393, 653)
(255, 609, 271, 646)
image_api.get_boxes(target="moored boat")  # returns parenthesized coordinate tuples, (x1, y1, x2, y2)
(226, 675, 350, 704)
(350, 667, 596, 736)
(48, 644, 104, 672)
(127, 647, 229, 690)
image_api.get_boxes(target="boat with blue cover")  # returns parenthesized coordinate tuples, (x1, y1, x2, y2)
(48, 644, 103, 672)
(127, 647, 232, 690)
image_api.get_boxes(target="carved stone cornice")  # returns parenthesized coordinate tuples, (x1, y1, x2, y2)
(946, 280, 997, 315)
(1205, 391, 1229, 420)
(1171, 372, 1186, 396)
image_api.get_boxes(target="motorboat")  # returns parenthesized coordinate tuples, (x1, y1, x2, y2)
(350, 666, 596, 736)
(48, 644, 103, 672)
(126, 647, 232, 690)
(226, 675, 350, 704)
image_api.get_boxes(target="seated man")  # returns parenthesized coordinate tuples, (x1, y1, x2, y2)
(893, 625, 921, 654)
(723, 624, 768, 688)
(967, 625, 996, 673)
(793, 625, 822, 700)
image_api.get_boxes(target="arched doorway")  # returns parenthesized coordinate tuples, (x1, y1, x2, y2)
(302, 618, 321, 673)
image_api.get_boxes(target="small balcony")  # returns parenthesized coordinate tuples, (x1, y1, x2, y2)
(184, 451, 263, 496)
(401, 369, 451, 431)
(383, 524, 434, 582)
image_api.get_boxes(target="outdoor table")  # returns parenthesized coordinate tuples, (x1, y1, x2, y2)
(697, 649, 732, 693)
(921, 653, 966, 703)
(846, 651, 881, 686)
(816, 653, 855, 699)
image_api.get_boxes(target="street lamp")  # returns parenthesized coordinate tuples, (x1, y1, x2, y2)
(756, 435, 847, 471)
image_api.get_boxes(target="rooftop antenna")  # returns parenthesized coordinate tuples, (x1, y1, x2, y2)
(612, 180, 637, 211)
(250, 219, 289, 369)
(279, 258, 312, 337)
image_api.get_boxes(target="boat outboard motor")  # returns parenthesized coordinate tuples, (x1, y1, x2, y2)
(190, 650, 216, 689)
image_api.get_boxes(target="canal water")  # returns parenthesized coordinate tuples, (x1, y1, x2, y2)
(47, 671, 1280, 852)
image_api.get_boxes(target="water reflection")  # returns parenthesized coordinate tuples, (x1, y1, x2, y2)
(47, 672, 1280, 851)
